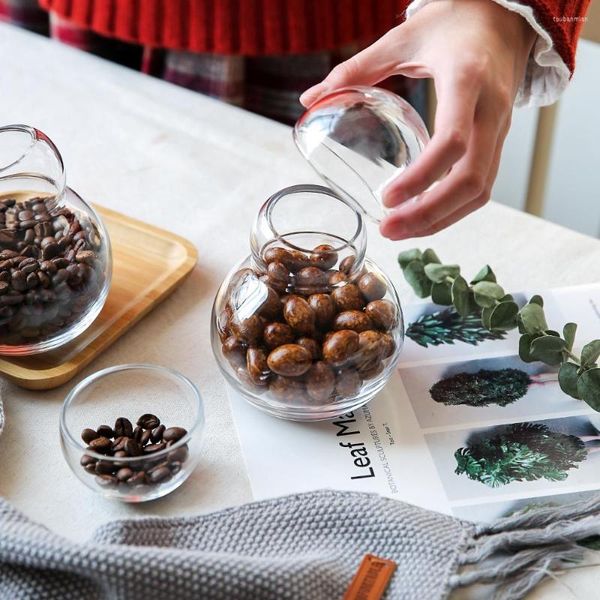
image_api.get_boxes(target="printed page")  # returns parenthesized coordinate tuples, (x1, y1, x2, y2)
(229, 283, 600, 522)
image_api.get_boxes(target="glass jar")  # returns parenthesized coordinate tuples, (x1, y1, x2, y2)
(211, 87, 429, 421)
(0, 125, 111, 354)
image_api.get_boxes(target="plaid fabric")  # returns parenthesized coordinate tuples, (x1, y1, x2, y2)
(0, 1, 426, 125)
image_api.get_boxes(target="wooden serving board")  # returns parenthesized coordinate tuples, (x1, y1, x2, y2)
(0, 205, 198, 390)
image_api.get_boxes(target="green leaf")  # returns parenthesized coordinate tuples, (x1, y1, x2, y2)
(518, 302, 548, 335)
(471, 265, 496, 284)
(431, 282, 453, 305)
(489, 301, 519, 331)
(451, 276, 471, 317)
(529, 295, 544, 307)
(519, 333, 536, 363)
(529, 335, 567, 366)
(563, 323, 577, 352)
(558, 362, 580, 399)
(581, 340, 600, 368)
(576, 367, 600, 411)
(500, 294, 514, 303)
(422, 248, 441, 266)
(424, 263, 460, 284)
(398, 249, 422, 270)
(481, 306, 494, 330)
(404, 259, 433, 298)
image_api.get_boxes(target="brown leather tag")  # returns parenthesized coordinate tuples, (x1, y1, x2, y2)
(343, 554, 397, 600)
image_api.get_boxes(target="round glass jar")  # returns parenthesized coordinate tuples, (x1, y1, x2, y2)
(0, 125, 111, 354)
(211, 184, 403, 421)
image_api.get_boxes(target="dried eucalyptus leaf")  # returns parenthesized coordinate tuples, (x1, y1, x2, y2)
(432, 282, 453, 305)
(474, 292, 497, 309)
(472, 281, 505, 300)
(424, 263, 460, 284)
(529, 334, 567, 366)
(398, 249, 423, 270)
(489, 301, 518, 331)
(500, 294, 514, 303)
(519, 333, 536, 362)
(404, 259, 433, 298)
(422, 248, 441, 266)
(518, 302, 548, 335)
(471, 265, 496, 284)
(558, 362, 580, 399)
(452, 275, 471, 317)
(481, 306, 494, 330)
(576, 367, 600, 411)
(529, 295, 544, 307)
(563, 323, 577, 352)
(581, 340, 600, 368)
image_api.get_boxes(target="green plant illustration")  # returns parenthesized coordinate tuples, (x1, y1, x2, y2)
(406, 308, 505, 348)
(454, 423, 589, 487)
(429, 367, 558, 407)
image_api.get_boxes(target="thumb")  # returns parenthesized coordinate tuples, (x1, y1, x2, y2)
(299, 31, 402, 107)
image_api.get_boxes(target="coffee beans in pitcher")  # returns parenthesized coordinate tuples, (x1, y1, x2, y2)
(218, 244, 399, 406)
(0, 193, 105, 346)
(79, 413, 188, 490)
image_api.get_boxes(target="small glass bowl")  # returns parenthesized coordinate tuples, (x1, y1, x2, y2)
(60, 364, 204, 503)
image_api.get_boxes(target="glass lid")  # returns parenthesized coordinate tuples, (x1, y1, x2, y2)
(293, 86, 430, 223)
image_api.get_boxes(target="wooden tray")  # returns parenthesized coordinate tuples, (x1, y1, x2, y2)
(0, 205, 198, 390)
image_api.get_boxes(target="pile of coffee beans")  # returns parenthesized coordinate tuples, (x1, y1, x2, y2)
(80, 414, 188, 490)
(0, 193, 105, 345)
(218, 244, 399, 405)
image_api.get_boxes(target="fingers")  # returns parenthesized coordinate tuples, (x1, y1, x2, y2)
(299, 29, 404, 107)
(382, 69, 480, 208)
(380, 106, 508, 240)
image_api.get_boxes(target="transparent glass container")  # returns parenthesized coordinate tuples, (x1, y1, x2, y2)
(211, 87, 428, 421)
(0, 125, 111, 354)
(60, 364, 204, 503)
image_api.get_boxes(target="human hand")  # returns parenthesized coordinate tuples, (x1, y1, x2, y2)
(300, 0, 536, 240)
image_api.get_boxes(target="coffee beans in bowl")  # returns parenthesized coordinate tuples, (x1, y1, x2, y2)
(60, 364, 204, 503)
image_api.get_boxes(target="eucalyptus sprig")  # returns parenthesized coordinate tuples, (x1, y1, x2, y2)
(398, 248, 600, 412)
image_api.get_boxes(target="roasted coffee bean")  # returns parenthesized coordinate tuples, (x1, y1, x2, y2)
(310, 244, 338, 270)
(358, 272, 387, 301)
(332, 310, 373, 333)
(127, 471, 146, 486)
(357, 330, 384, 365)
(266, 261, 291, 292)
(75, 250, 95, 264)
(114, 417, 133, 438)
(88, 436, 112, 453)
(222, 335, 247, 368)
(96, 424, 114, 439)
(283, 295, 315, 335)
(133, 425, 143, 442)
(230, 314, 264, 345)
(296, 336, 321, 360)
(322, 330, 360, 365)
(263, 247, 307, 272)
(295, 266, 329, 293)
(306, 362, 336, 403)
(114, 450, 127, 459)
(140, 429, 152, 446)
(95, 460, 116, 475)
(151, 424, 166, 443)
(267, 344, 312, 377)
(112, 436, 128, 452)
(246, 347, 271, 385)
(136, 414, 160, 430)
(124, 439, 143, 457)
(163, 427, 188, 443)
(263, 322, 294, 349)
(148, 466, 171, 483)
(170, 461, 183, 475)
(339, 256, 356, 274)
(308, 294, 336, 329)
(11, 271, 26, 292)
(81, 428, 98, 444)
(80, 454, 97, 468)
(365, 300, 397, 331)
(168, 445, 189, 463)
(95, 474, 118, 488)
(116, 467, 134, 482)
(144, 442, 166, 454)
(332, 283, 364, 312)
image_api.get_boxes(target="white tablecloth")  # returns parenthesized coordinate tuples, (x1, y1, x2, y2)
(0, 23, 598, 598)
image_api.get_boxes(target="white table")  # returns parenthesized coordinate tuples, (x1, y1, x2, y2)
(0, 23, 598, 598)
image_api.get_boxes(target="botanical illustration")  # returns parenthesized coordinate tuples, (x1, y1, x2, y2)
(406, 308, 506, 348)
(429, 367, 556, 407)
(454, 422, 599, 487)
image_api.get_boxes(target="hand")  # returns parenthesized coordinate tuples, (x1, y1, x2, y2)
(300, 0, 536, 240)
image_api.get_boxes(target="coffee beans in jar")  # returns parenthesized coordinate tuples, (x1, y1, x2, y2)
(79, 414, 188, 489)
(0, 192, 107, 348)
(215, 243, 401, 411)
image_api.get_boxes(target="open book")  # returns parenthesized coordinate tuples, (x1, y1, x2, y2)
(229, 283, 600, 522)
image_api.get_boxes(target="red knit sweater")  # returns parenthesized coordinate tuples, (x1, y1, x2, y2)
(40, 0, 590, 74)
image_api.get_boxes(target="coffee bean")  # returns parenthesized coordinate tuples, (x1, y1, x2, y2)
(114, 417, 133, 438)
(163, 427, 188, 443)
(133, 426, 143, 442)
(124, 439, 142, 457)
(95, 460, 116, 475)
(127, 472, 146, 486)
(137, 414, 160, 430)
(143, 443, 166, 454)
(151, 425, 165, 443)
(116, 467, 134, 482)
(96, 425, 114, 439)
(168, 445, 189, 463)
(113, 450, 127, 458)
(95, 475, 118, 488)
(140, 429, 152, 446)
(81, 428, 98, 444)
(88, 436, 112, 453)
(148, 466, 171, 484)
(80, 454, 96, 467)
(112, 436, 128, 452)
